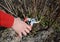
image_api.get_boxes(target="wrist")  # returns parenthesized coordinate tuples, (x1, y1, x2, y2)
(11, 17, 21, 28)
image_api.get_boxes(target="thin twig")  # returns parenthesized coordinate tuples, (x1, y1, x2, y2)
(0, 4, 17, 17)
(4, 0, 11, 10)
(9, 0, 18, 15)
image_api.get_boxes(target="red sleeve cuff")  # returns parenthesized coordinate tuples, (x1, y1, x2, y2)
(0, 10, 14, 28)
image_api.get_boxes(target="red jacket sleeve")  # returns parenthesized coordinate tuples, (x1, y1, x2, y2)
(0, 10, 14, 28)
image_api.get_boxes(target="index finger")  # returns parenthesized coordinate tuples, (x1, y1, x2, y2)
(26, 24, 32, 31)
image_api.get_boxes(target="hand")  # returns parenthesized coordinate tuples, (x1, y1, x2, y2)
(12, 17, 32, 38)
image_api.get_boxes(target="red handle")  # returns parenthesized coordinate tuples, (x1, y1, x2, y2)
(24, 17, 28, 22)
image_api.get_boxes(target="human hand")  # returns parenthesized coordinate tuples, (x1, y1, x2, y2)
(12, 17, 32, 38)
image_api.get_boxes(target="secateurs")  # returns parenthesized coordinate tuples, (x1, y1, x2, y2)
(24, 17, 41, 26)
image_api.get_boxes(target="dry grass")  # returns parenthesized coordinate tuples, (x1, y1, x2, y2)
(0, 0, 60, 42)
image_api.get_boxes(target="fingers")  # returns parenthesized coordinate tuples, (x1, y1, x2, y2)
(19, 32, 22, 38)
(22, 31, 27, 36)
(25, 29, 30, 33)
(29, 25, 32, 28)
(19, 30, 29, 37)
(26, 25, 32, 31)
